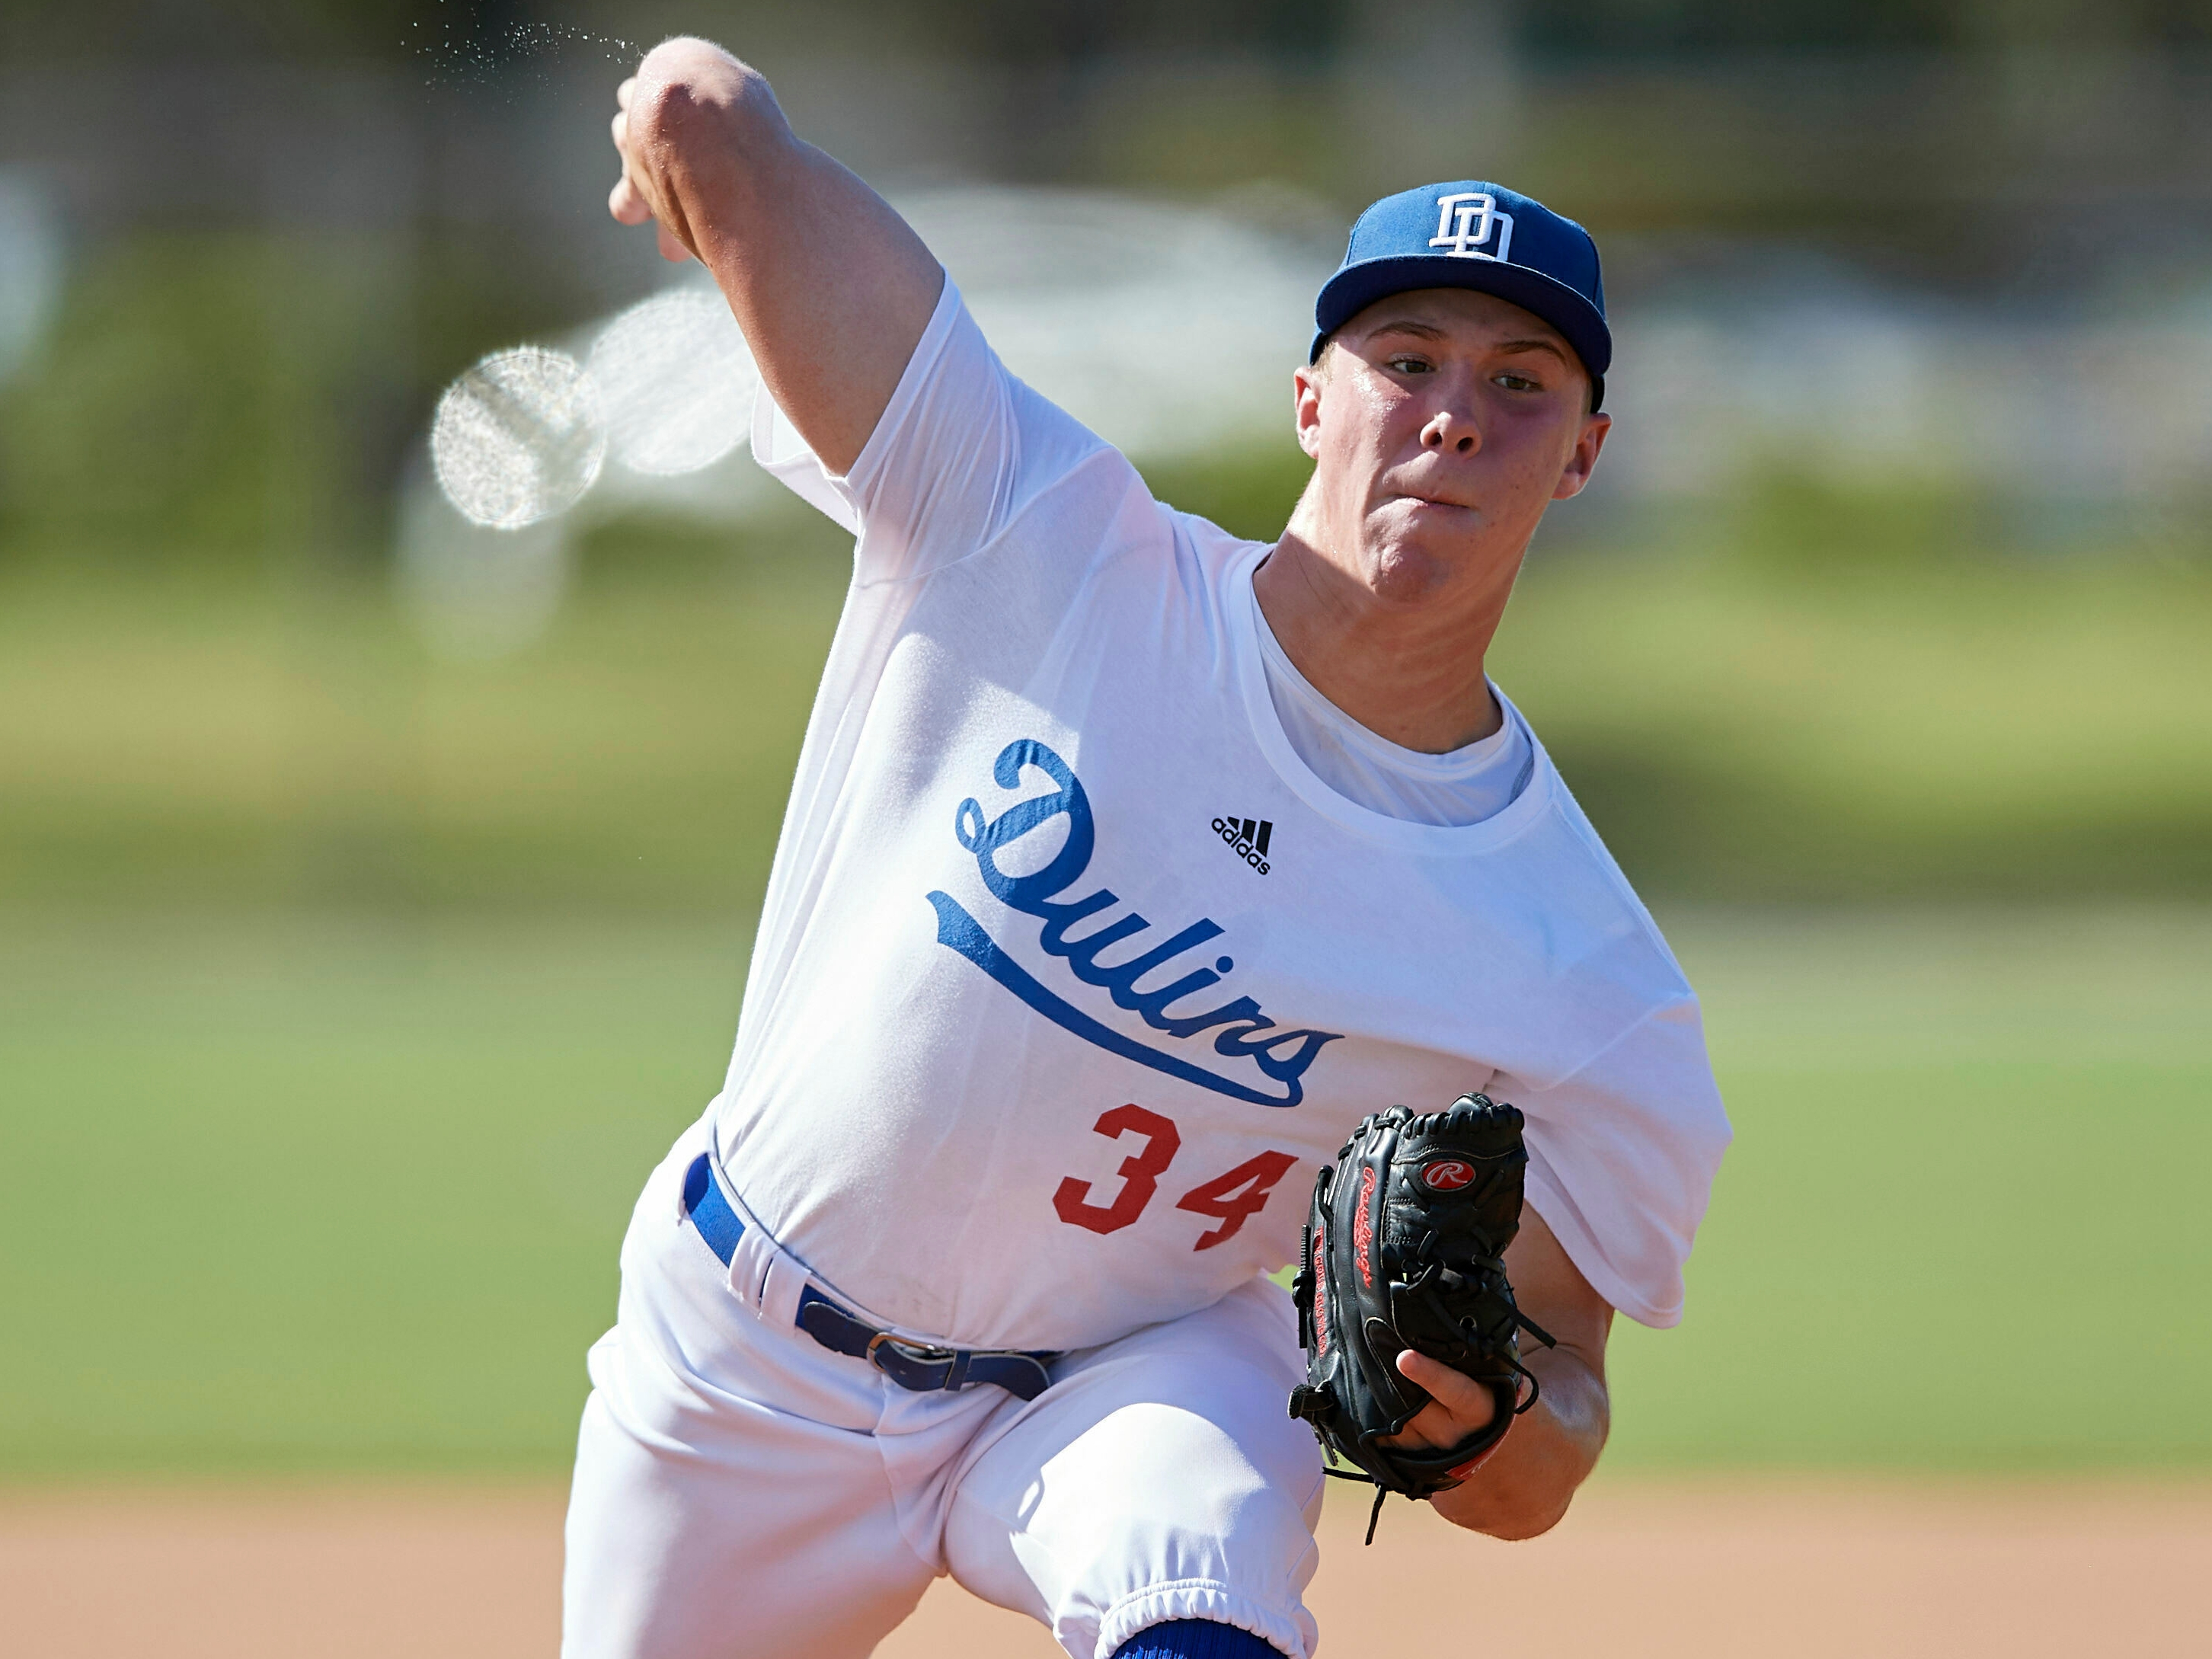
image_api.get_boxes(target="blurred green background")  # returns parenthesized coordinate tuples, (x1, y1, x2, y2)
(3, 0, 2209, 1482)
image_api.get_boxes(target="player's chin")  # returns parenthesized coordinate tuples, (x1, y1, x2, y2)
(1375, 493, 1497, 551)
(1359, 520, 1490, 602)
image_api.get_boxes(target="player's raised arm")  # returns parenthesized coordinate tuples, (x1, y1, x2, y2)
(608, 37, 944, 475)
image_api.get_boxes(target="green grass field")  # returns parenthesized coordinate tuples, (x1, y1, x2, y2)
(3, 904, 2206, 1479)
(1612, 907, 2212, 1469)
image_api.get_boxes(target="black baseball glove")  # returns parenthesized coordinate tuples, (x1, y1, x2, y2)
(1287, 1093, 1555, 1542)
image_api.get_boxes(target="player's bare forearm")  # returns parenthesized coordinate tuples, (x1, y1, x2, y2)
(1384, 1207, 1614, 1539)
(609, 37, 942, 472)
(1418, 1337, 1608, 1538)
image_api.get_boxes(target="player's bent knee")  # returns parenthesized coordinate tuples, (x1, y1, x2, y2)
(943, 1348, 1322, 1659)
(1079, 1374, 1322, 1539)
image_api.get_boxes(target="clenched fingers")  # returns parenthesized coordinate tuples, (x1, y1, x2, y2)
(609, 88, 650, 218)
(607, 80, 686, 258)
(1377, 1348, 1499, 1451)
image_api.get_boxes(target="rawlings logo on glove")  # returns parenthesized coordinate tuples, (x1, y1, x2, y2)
(1287, 1094, 1555, 1542)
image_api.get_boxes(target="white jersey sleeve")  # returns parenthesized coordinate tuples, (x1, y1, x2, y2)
(750, 276, 1112, 583)
(1505, 998, 1729, 1329)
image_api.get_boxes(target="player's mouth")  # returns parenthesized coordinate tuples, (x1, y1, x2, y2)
(1396, 491, 1478, 515)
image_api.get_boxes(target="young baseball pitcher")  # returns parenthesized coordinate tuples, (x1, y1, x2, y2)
(564, 35, 1731, 1659)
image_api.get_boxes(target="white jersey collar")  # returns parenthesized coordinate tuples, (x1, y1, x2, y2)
(1223, 539, 1557, 856)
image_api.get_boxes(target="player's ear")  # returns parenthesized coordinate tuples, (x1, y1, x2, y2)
(1551, 410, 1610, 501)
(1293, 359, 1327, 459)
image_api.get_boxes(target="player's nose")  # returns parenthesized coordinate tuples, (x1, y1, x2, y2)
(1421, 407, 1481, 456)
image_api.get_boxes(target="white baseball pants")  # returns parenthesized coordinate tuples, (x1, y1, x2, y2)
(561, 1116, 1326, 1659)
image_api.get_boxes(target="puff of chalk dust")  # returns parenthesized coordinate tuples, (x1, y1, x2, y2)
(588, 287, 759, 477)
(431, 346, 607, 529)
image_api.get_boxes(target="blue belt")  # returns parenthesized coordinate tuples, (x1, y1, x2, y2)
(680, 1152, 1058, 1403)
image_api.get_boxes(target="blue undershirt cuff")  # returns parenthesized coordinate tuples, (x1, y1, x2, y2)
(1109, 1617, 1284, 1659)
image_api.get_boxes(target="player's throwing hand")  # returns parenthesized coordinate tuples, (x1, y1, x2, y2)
(608, 77, 689, 262)
(606, 40, 772, 265)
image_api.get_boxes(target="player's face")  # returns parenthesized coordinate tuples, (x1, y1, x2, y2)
(1292, 289, 1610, 604)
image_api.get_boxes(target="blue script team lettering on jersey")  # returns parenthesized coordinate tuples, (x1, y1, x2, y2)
(708, 277, 1731, 1354)
(930, 736, 1340, 1108)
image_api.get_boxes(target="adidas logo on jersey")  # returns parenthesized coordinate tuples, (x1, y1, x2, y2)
(1212, 814, 1272, 876)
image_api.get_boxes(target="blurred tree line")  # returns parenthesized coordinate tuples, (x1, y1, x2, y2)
(4, 0, 2210, 567)
(8, 0, 2212, 64)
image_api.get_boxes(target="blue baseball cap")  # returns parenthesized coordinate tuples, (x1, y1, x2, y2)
(1312, 181, 1611, 410)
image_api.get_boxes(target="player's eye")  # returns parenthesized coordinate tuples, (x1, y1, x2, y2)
(1494, 371, 1540, 392)
(1386, 355, 1432, 375)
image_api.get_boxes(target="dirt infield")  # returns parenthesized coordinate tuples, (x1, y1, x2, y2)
(5, 1478, 2205, 1656)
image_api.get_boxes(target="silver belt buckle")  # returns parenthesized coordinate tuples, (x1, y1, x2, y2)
(865, 1330, 958, 1368)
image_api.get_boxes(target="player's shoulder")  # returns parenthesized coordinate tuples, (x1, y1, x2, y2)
(1156, 500, 1264, 562)
(1507, 724, 1698, 1003)
(1117, 498, 1272, 621)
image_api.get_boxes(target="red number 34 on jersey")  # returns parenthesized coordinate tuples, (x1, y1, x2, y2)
(1052, 1104, 1300, 1251)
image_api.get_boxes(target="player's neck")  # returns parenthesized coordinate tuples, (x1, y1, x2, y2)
(1254, 524, 1519, 756)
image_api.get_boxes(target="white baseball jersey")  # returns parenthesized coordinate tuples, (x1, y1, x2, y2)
(713, 276, 1731, 1354)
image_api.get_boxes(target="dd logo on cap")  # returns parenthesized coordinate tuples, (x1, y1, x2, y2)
(1421, 1159, 1476, 1191)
